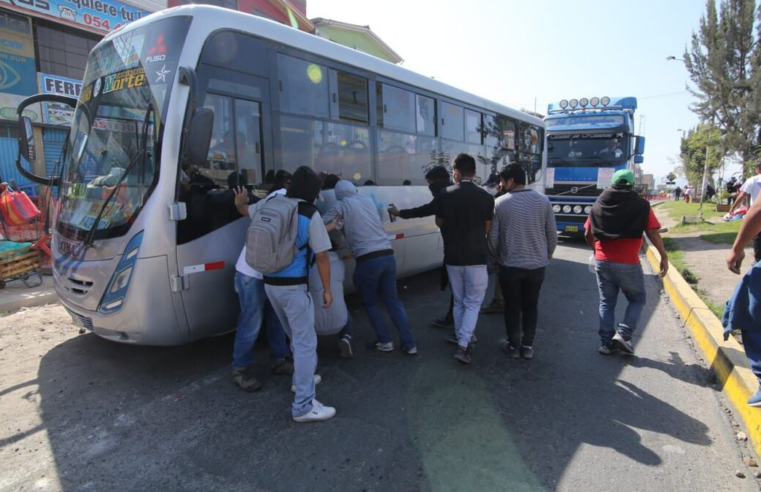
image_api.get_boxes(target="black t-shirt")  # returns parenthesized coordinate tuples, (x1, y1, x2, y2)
(436, 180, 495, 266)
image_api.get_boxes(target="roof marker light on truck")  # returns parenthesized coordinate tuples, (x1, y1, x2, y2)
(569, 99, 578, 108)
(601, 96, 611, 106)
(591, 97, 600, 106)
(559, 99, 569, 109)
(580, 98, 589, 108)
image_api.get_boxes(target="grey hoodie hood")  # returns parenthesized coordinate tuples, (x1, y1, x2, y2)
(323, 180, 391, 258)
(335, 180, 358, 200)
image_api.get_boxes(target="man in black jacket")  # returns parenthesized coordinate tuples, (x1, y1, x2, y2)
(389, 166, 455, 328)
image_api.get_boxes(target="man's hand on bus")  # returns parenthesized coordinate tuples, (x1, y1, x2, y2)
(233, 187, 249, 216)
(388, 205, 400, 217)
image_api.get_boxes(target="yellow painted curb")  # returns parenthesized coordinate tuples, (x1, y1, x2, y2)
(644, 242, 761, 456)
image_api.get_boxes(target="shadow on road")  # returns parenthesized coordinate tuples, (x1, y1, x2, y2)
(26, 252, 717, 490)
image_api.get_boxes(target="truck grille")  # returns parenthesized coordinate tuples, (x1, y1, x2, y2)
(546, 184, 599, 197)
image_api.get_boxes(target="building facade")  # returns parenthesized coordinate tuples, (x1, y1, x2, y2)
(0, 0, 158, 186)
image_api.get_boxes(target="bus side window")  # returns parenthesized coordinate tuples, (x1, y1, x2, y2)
(518, 122, 543, 184)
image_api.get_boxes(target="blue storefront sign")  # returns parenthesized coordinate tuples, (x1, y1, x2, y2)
(0, 9, 36, 96)
(39, 72, 81, 125)
(0, 0, 150, 34)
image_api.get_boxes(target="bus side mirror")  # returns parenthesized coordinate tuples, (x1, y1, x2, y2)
(186, 108, 214, 169)
(18, 116, 36, 163)
(634, 155, 644, 164)
(634, 136, 646, 155)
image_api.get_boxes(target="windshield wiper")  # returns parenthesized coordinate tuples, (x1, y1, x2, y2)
(83, 103, 154, 249)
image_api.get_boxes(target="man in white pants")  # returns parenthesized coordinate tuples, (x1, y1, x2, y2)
(435, 153, 494, 364)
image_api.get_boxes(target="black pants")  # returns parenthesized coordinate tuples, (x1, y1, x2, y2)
(499, 265, 546, 347)
(754, 233, 761, 263)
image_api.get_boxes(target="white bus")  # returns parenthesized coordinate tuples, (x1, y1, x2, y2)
(16, 5, 545, 345)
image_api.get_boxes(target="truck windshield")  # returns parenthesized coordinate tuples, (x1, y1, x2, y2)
(57, 16, 190, 242)
(547, 134, 629, 168)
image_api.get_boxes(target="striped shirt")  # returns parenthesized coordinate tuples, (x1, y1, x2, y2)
(488, 189, 557, 270)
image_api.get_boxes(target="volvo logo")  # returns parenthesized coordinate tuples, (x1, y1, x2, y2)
(571, 187, 579, 194)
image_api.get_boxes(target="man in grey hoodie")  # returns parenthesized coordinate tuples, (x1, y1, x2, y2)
(323, 180, 417, 354)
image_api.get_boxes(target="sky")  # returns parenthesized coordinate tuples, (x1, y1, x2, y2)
(309, 0, 734, 185)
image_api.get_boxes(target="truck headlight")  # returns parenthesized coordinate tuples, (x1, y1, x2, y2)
(562, 205, 572, 213)
(573, 205, 583, 214)
(552, 205, 561, 213)
(584, 206, 592, 214)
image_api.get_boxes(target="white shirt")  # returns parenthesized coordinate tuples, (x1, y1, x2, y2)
(741, 175, 761, 205)
(234, 188, 288, 279)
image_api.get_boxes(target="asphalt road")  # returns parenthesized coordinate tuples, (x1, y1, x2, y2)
(1, 239, 759, 491)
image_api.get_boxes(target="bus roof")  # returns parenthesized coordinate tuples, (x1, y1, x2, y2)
(101, 5, 543, 128)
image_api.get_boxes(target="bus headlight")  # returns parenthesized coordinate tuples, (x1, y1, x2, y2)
(584, 205, 592, 214)
(573, 205, 583, 214)
(110, 267, 133, 293)
(99, 231, 143, 315)
(562, 205, 572, 213)
(552, 204, 561, 213)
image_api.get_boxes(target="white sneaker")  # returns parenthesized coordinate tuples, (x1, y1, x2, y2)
(293, 399, 336, 422)
(291, 374, 322, 393)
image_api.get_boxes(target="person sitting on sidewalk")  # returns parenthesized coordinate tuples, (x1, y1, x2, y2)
(389, 166, 455, 328)
(725, 194, 761, 407)
(585, 170, 668, 356)
(324, 180, 418, 354)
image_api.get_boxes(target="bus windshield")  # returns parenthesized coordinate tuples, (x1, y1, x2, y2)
(58, 16, 190, 242)
(547, 134, 629, 168)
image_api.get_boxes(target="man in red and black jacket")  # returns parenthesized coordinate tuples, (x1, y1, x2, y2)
(389, 166, 455, 328)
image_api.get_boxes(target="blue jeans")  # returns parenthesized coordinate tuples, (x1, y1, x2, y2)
(341, 315, 355, 339)
(595, 260, 647, 344)
(353, 255, 416, 349)
(742, 330, 761, 383)
(231, 272, 290, 369)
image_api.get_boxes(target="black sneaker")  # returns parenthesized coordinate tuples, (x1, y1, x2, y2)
(231, 367, 262, 392)
(432, 316, 454, 328)
(612, 333, 634, 355)
(272, 359, 294, 375)
(454, 348, 471, 364)
(499, 339, 520, 359)
(521, 346, 534, 359)
(338, 337, 354, 359)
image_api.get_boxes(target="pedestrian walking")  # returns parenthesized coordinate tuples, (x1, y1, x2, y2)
(725, 194, 761, 407)
(235, 166, 336, 423)
(436, 153, 494, 364)
(488, 164, 556, 360)
(323, 180, 418, 354)
(684, 186, 691, 203)
(674, 186, 682, 201)
(585, 169, 668, 356)
(729, 164, 761, 261)
(388, 166, 455, 328)
(481, 173, 506, 315)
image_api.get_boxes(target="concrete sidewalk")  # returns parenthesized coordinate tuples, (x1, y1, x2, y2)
(0, 274, 57, 314)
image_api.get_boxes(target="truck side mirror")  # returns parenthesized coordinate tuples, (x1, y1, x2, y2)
(635, 136, 646, 155)
(634, 155, 644, 164)
(185, 108, 214, 169)
(18, 116, 36, 163)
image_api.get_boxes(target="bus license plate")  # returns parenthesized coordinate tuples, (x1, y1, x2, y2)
(565, 225, 579, 233)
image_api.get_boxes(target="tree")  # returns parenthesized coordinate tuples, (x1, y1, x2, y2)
(679, 124, 723, 188)
(684, 0, 761, 173)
